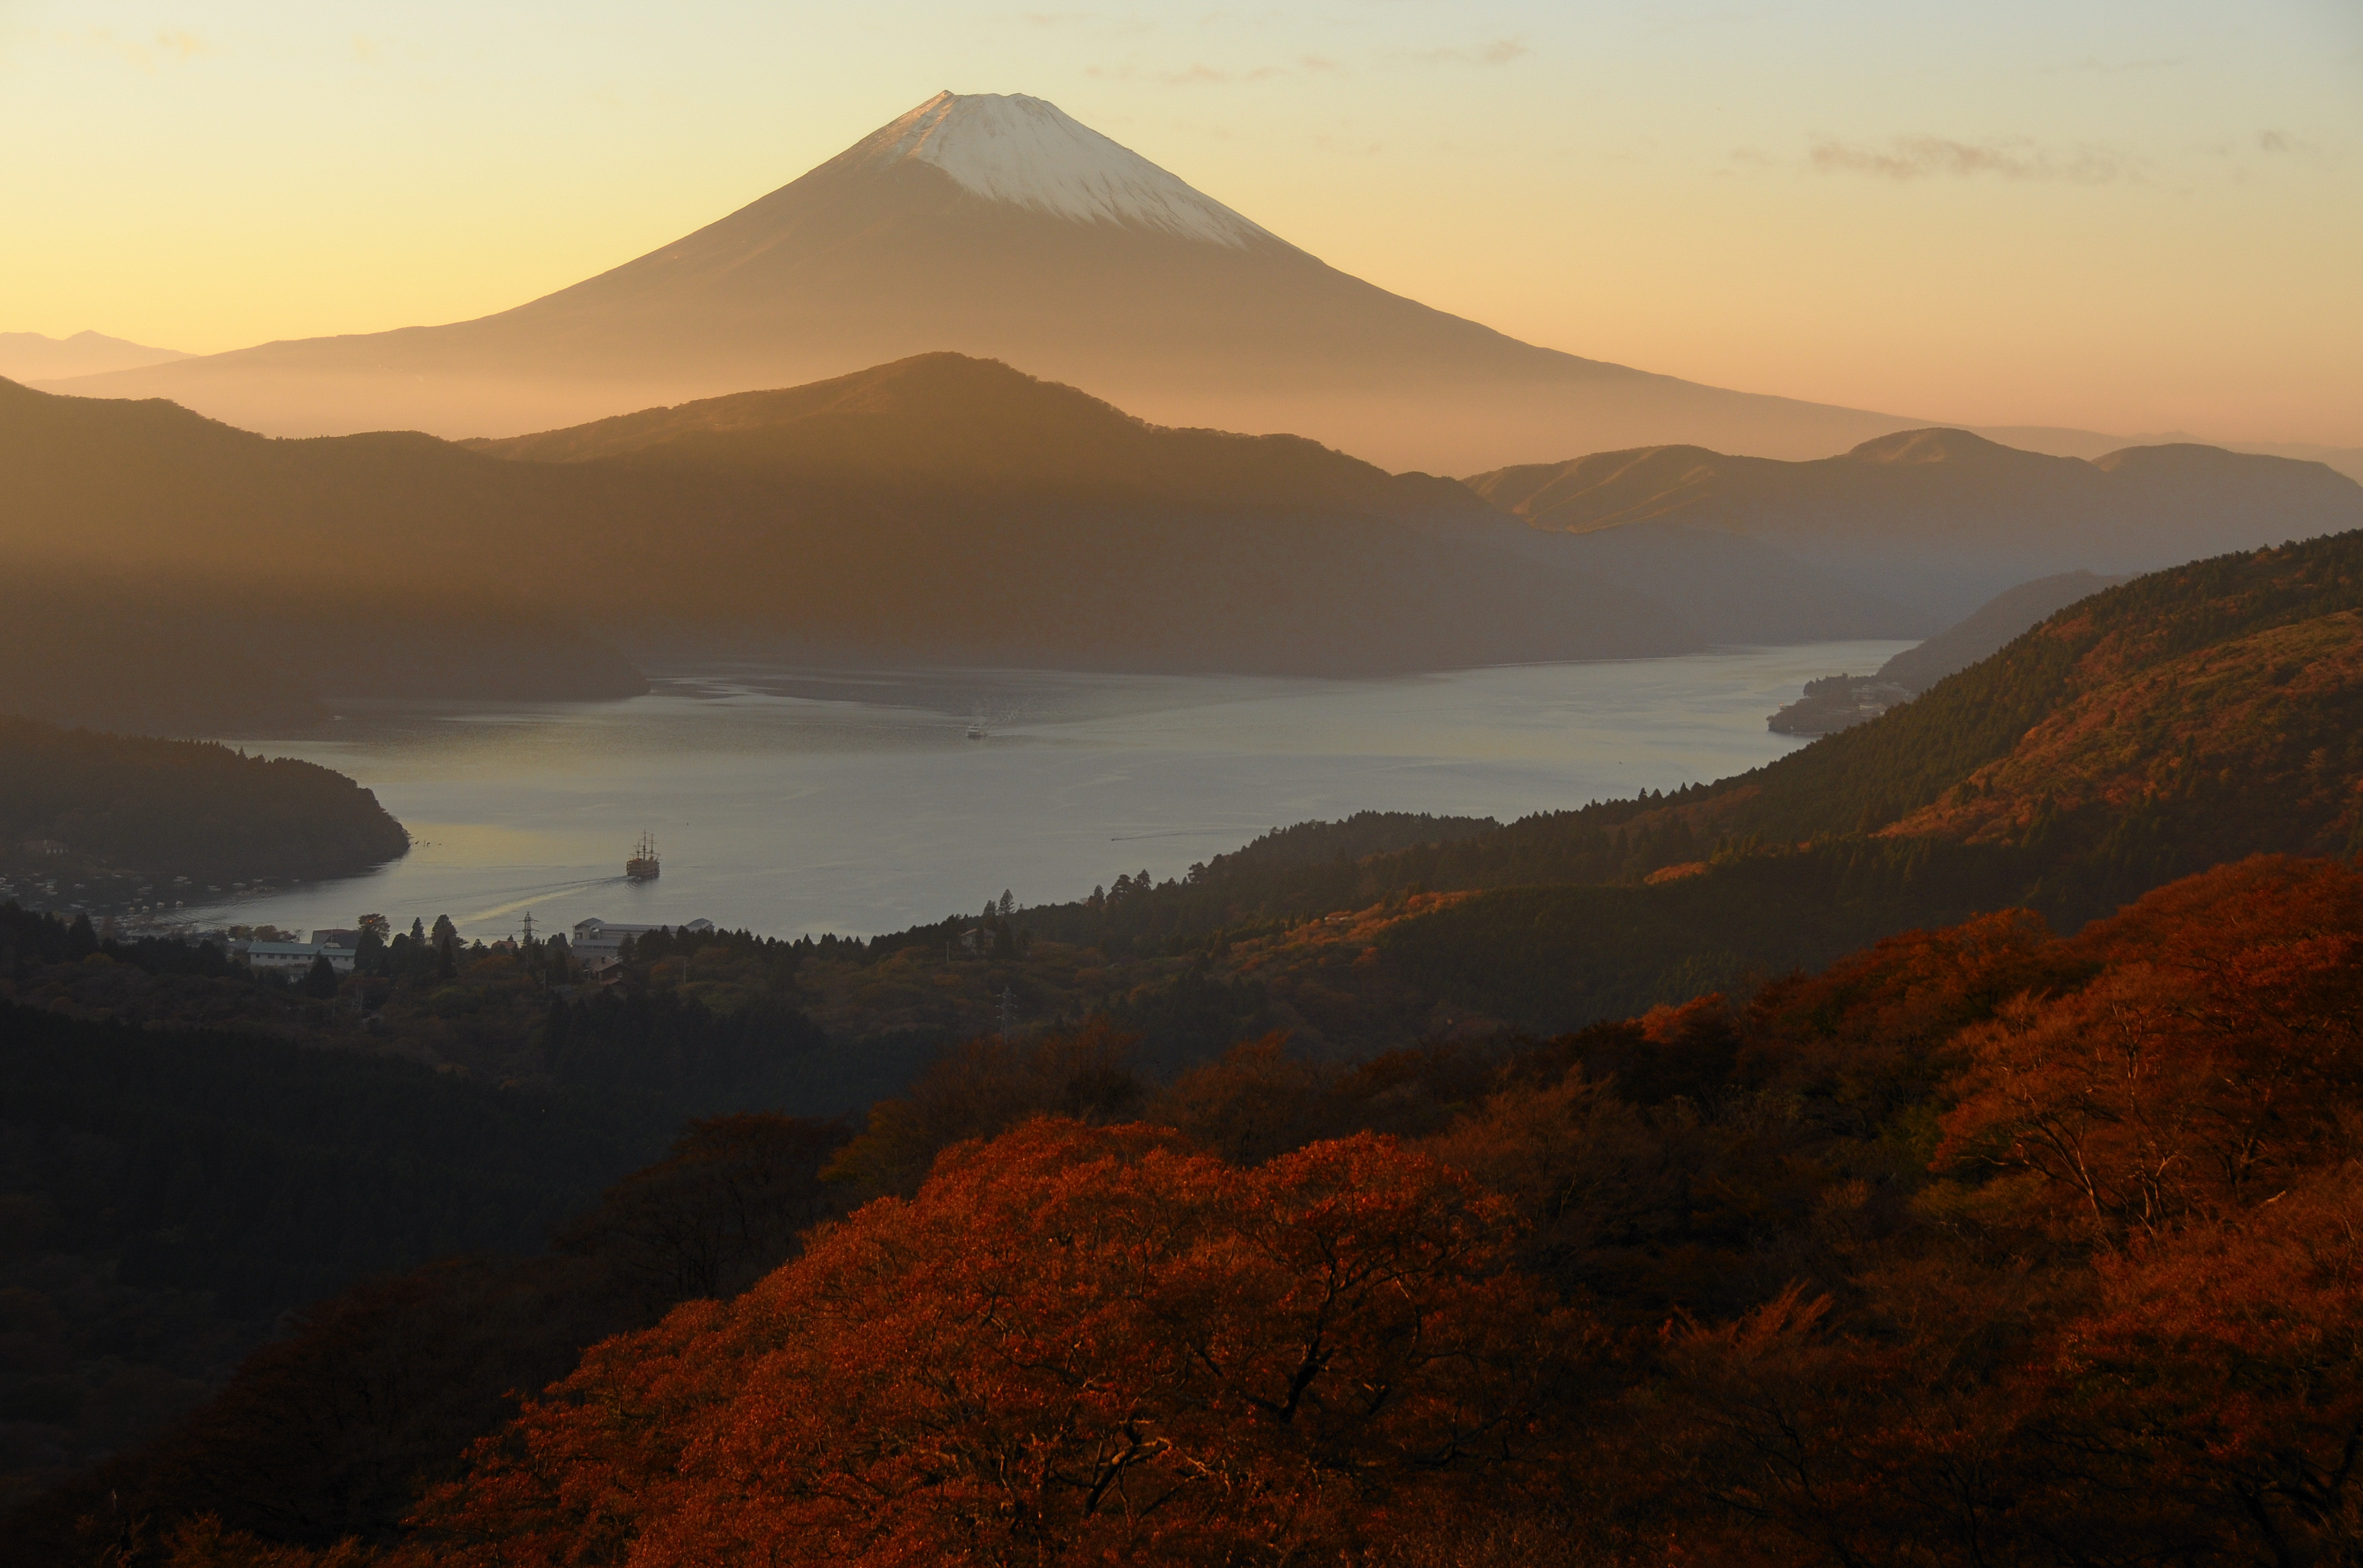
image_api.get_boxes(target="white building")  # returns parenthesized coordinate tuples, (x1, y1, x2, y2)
(243, 938, 356, 976)
(570, 916, 715, 961)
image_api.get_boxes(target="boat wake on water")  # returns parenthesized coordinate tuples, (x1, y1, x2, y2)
(462, 876, 625, 926)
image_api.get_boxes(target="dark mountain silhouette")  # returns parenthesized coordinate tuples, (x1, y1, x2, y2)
(0, 359, 1700, 683)
(1467, 428, 2363, 621)
(0, 716, 410, 881)
(464, 351, 1487, 519)
(42, 92, 1928, 473)
(1977, 422, 2363, 485)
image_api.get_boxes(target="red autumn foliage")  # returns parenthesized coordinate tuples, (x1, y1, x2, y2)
(1937, 856, 2363, 1239)
(404, 1121, 1594, 1567)
(56, 854, 2363, 1568)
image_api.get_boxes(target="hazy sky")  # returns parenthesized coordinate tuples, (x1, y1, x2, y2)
(4, 1, 2359, 443)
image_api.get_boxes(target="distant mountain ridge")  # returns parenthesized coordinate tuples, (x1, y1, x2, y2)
(462, 351, 1488, 518)
(0, 330, 188, 382)
(40, 91, 1931, 472)
(0, 359, 1699, 690)
(10, 355, 2355, 713)
(1468, 428, 2363, 620)
(1875, 570, 2131, 692)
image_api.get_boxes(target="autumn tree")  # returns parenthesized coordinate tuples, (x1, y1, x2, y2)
(1937, 856, 2363, 1242)
(411, 1121, 1593, 1567)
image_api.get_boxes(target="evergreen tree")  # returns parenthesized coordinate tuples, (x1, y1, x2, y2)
(300, 953, 340, 999)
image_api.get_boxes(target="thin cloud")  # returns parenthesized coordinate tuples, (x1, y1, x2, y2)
(62, 28, 212, 71)
(1410, 38, 1529, 66)
(2047, 54, 2186, 74)
(2254, 129, 2328, 158)
(1016, 11, 1154, 40)
(1088, 55, 1341, 85)
(1809, 135, 2137, 185)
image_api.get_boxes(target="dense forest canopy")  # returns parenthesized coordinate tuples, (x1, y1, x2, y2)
(12, 852, 2360, 1566)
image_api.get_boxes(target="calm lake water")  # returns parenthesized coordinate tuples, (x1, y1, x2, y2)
(189, 644, 1906, 943)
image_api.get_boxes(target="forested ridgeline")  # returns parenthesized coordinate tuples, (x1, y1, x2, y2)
(0, 570, 647, 736)
(0, 717, 411, 880)
(17, 853, 2362, 1566)
(1702, 528, 2363, 851)
(974, 531, 2363, 1046)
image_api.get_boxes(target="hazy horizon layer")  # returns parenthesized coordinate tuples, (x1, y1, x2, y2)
(6, 4, 2354, 445)
(167, 644, 1907, 944)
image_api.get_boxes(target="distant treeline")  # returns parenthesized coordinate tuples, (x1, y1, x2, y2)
(0, 715, 411, 880)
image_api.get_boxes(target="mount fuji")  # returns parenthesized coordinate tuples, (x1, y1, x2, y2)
(46, 91, 1924, 471)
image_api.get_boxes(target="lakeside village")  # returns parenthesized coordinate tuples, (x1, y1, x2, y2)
(0, 831, 702, 981)
(0, 831, 668, 929)
(20, 904, 717, 990)
(0, 852, 716, 989)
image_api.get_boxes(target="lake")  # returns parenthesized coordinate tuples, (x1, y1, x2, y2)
(187, 643, 1906, 943)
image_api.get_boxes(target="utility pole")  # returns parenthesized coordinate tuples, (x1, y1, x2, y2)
(999, 986, 1013, 1036)
(522, 910, 535, 946)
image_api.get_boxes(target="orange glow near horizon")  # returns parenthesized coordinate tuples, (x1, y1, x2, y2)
(3, 1, 2357, 447)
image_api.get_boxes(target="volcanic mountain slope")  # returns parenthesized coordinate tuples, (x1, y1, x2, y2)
(1468, 428, 2363, 621)
(0, 357, 1699, 686)
(46, 91, 1922, 472)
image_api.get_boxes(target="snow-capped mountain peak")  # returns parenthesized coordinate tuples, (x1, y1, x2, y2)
(843, 91, 1276, 250)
